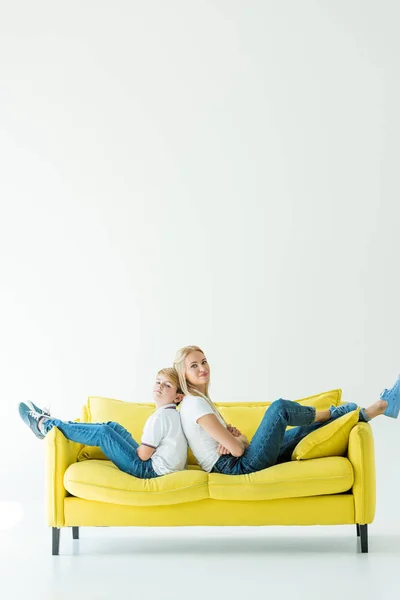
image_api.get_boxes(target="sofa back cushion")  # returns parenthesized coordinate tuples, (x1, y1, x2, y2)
(77, 389, 342, 464)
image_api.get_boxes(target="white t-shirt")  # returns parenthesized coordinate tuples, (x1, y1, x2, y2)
(141, 404, 187, 476)
(179, 394, 226, 472)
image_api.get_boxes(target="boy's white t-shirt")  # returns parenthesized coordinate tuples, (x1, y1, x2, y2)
(179, 394, 226, 472)
(141, 404, 187, 476)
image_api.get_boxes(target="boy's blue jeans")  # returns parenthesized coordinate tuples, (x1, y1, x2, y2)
(42, 419, 158, 479)
(212, 400, 370, 475)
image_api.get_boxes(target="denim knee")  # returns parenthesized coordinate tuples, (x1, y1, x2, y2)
(268, 399, 290, 415)
(101, 423, 113, 435)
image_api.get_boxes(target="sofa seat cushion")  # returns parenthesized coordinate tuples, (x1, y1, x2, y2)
(208, 456, 353, 501)
(64, 460, 209, 507)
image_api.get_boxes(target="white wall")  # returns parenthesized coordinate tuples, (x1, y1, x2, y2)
(0, 1, 399, 529)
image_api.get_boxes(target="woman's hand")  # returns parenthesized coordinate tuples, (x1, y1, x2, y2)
(217, 444, 231, 455)
(218, 434, 249, 455)
(237, 434, 249, 449)
(227, 424, 242, 437)
(197, 414, 246, 457)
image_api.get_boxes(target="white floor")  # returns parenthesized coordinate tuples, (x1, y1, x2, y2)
(1, 520, 399, 600)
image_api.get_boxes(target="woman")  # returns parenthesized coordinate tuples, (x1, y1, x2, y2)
(173, 345, 398, 475)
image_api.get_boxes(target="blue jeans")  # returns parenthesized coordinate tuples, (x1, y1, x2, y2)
(212, 399, 369, 475)
(42, 419, 158, 479)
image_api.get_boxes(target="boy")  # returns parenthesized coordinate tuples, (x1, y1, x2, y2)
(19, 368, 187, 479)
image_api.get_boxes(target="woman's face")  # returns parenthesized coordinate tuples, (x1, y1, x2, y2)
(184, 351, 210, 389)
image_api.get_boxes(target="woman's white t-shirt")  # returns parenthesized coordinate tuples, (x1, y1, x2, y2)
(179, 394, 226, 472)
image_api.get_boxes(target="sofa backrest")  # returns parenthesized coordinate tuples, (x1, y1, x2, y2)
(77, 389, 342, 464)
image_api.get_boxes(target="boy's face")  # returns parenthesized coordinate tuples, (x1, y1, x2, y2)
(153, 374, 183, 406)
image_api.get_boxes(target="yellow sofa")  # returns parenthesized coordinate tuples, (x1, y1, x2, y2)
(46, 390, 375, 555)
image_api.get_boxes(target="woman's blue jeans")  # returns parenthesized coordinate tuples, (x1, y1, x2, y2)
(42, 419, 158, 479)
(212, 400, 369, 475)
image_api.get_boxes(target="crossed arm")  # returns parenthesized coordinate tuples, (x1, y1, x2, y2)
(137, 416, 249, 461)
(137, 444, 156, 461)
(197, 414, 249, 457)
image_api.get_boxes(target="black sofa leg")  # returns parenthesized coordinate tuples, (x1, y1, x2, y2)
(356, 524, 360, 537)
(72, 527, 79, 540)
(52, 528, 60, 556)
(358, 524, 368, 553)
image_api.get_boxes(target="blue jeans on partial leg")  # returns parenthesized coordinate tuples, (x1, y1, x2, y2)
(213, 399, 316, 475)
(274, 401, 370, 464)
(212, 399, 368, 475)
(42, 419, 158, 479)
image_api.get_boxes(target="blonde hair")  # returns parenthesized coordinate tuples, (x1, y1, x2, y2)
(157, 367, 182, 403)
(173, 346, 226, 422)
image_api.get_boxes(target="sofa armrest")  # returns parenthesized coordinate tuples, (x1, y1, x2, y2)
(45, 426, 84, 528)
(347, 422, 376, 524)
